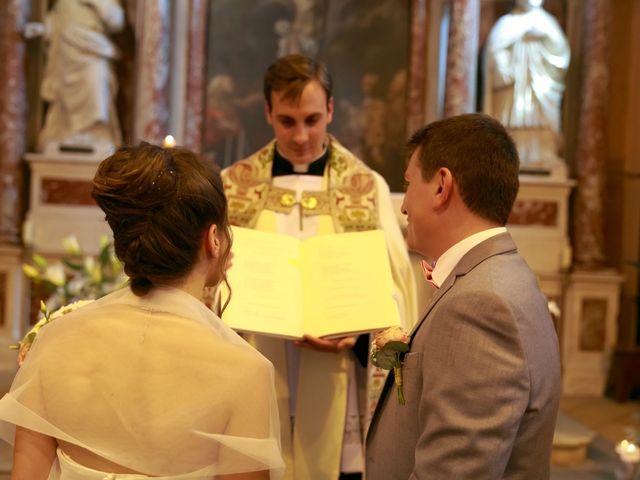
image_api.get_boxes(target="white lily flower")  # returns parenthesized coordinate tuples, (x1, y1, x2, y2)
(84, 256, 96, 273)
(62, 235, 81, 255)
(90, 264, 103, 284)
(44, 263, 66, 287)
(82, 255, 103, 284)
(66, 277, 84, 296)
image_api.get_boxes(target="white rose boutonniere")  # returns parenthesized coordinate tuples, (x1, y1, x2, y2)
(370, 326, 410, 405)
(10, 299, 94, 367)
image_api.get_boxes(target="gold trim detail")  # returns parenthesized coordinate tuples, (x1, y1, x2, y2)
(222, 137, 379, 231)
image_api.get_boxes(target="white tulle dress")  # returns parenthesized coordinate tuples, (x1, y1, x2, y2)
(0, 286, 284, 479)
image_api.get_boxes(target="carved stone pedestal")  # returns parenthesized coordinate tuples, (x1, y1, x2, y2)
(507, 175, 575, 274)
(562, 269, 623, 396)
(507, 175, 622, 396)
(24, 152, 111, 255)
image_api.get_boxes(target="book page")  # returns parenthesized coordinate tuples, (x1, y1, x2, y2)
(301, 230, 400, 338)
(222, 228, 401, 339)
(222, 227, 304, 338)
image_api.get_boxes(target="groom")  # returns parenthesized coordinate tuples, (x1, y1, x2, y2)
(366, 113, 561, 479)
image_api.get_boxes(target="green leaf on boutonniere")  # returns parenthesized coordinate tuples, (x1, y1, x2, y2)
(374, 340, 410, 369)
(373, 349, 397, 370)
(383, 341, 410, 353)
(370, 327, 411, 405)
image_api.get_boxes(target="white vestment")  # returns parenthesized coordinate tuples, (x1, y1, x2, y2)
(223, 143, 417, 479)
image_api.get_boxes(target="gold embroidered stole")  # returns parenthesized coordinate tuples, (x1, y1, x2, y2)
(221, 138, 379, 232)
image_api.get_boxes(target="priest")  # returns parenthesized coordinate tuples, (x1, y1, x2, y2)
(221, 54, 417, 480)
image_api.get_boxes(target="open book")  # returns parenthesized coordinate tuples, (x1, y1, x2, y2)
(221, 226, 401, 339)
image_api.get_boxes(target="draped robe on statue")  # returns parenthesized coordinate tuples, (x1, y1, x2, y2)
(483, 3, 570, 168)
(39, 0, 124, 150)
(221, 137, 417, 479)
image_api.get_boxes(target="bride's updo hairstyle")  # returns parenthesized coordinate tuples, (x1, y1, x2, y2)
(92, 142, 231, 297)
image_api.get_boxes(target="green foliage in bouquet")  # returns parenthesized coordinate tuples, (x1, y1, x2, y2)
(12, 236, 127, 366)
(21, 235, 128, 314)
(11, 299, 95, 366)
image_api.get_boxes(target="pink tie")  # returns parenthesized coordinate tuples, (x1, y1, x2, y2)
(420, 260, 438, 288)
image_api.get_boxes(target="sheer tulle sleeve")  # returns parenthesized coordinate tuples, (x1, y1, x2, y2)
(0, 287, 284, 479)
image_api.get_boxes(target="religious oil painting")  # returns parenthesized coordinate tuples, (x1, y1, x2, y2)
(203, 0, 411, 192)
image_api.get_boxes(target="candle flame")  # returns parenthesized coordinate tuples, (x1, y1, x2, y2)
(616, 439, 640, 463)
(162, 135, 176, 148)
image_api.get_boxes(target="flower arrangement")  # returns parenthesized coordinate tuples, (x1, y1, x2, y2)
(370, 326, 410, 405)
(15, 235, 128, 365)
(21, 235, 127, 314)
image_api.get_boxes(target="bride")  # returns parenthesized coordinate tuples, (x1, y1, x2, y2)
(0, 143, 284, 479)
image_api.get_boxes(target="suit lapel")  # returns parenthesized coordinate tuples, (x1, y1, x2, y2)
(408, 276, 456, 338)
(408, 233, 516, 338)
(367, 233, 519, 436)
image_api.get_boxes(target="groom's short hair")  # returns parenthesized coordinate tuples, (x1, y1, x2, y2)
(407, 113, 520, 226)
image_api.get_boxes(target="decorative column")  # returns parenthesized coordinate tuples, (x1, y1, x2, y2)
(0, 0, 28, 245)
(0, 0, 29, 381)
(133, 0, 171, 144)
(443, 0, 480, 117)
(406, 0, 428, 136)
(559, 0, 623, 396)
(183, 0, 207, 153)
(572, 0, 610, 269)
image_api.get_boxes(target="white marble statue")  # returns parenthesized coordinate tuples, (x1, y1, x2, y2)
(25, 0, 125, 155)
(483, 0, 570, 174)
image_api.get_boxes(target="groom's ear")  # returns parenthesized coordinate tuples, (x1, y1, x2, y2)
(433, 167, 453, 209)
(205, 224, 221, 259)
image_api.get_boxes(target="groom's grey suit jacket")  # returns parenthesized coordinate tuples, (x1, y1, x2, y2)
(366, 233, 561, 480)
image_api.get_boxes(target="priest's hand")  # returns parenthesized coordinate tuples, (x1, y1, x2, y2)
(294, 334, 357, 353)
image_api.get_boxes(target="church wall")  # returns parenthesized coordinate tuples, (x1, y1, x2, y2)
(605, 0, 640, 347)
(2, 0, 639, 359)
